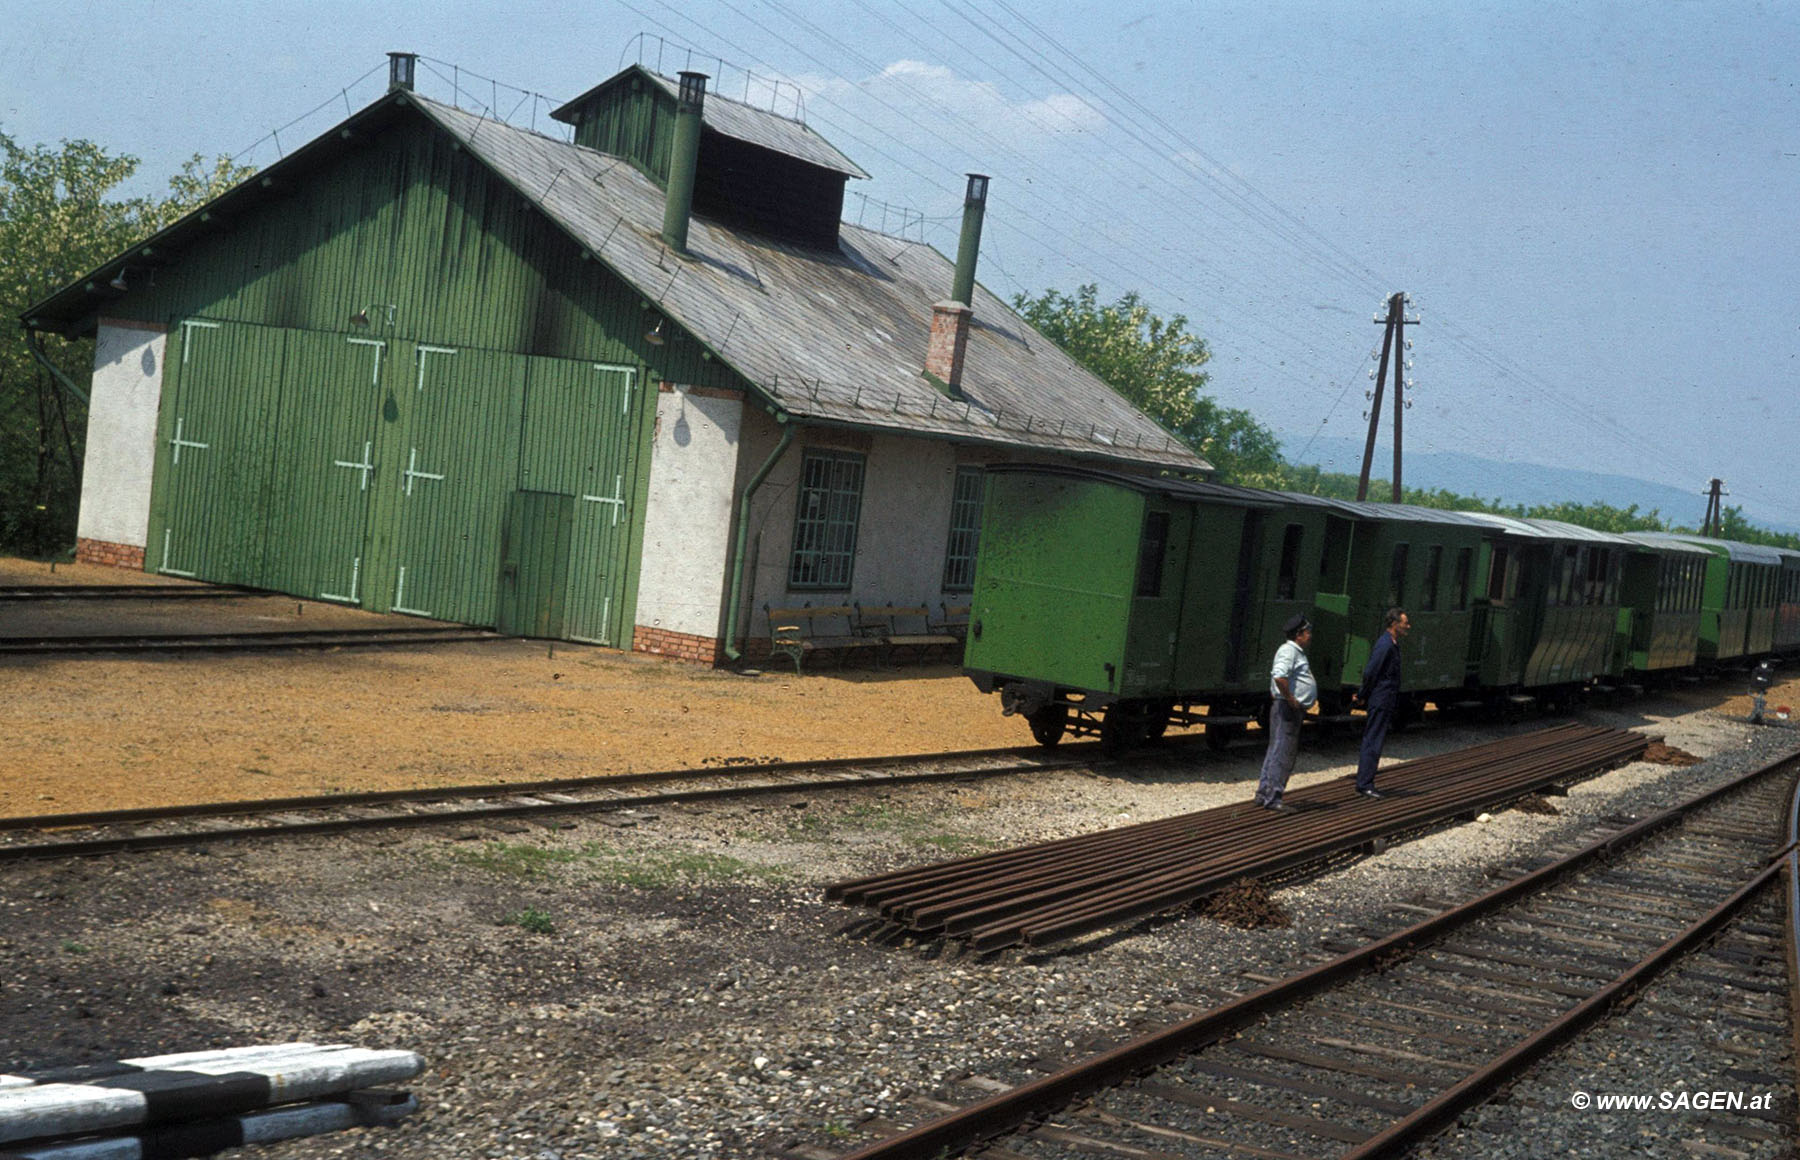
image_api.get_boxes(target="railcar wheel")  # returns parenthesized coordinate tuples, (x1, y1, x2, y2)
(1026, 704, 1068, 747)
(1100, 703, 1147, 756)
(1144, 701, 1173, 741)
(1204, 720, 1241, 751)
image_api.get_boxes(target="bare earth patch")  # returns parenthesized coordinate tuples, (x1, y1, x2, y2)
(0, 558, 1022, 818)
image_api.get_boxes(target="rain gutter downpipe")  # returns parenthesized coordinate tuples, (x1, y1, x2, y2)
(23, 327, 90, 406)
(723, 421, 797, 662)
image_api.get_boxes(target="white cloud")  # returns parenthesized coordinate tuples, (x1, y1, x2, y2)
(874, 60, 1104, 137)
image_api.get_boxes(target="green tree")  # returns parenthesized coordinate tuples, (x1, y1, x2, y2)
(1713, 505, 1800, 550)
(0, 136, 251, 554)
(1012, 284, 1284, 481)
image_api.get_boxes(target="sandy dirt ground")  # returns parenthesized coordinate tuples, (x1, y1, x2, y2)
(2, 556, 1790, 820)
(0, 558, 1022, 818)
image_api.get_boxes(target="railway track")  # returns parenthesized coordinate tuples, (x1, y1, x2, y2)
(0, 583, 260, 601)
(0, 745, 1092, 861)
(0, 624, 501, 655)
(821, 746, 1800, 1160)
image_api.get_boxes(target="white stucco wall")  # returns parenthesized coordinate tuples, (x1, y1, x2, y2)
(634, 385, 745, 638)
(76, 321, 167, 548)
(733, 413, 1061, 640)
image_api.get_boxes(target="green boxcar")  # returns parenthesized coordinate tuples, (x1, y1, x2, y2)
(1464, 516, 1628, 693)
(1777, 549, 1800, 654)
(1289, 497, 1488, 712)
(963, 465, 1305, 748)
(1615, 535, 1708, 674)
(1635, 534, 1783, 662)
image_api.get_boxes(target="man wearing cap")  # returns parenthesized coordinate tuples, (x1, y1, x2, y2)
(1254, 613, 1316, 813)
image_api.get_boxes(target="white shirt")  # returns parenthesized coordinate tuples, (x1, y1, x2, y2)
(1269, 640, 1317, 708)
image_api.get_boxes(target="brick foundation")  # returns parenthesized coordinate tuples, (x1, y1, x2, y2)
(76, 538, 146, 571)
(632, 625, 728, 666)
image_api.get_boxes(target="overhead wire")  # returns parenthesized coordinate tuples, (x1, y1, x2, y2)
(967, 0, 1758, 511)
(633, 0, 1354, 389)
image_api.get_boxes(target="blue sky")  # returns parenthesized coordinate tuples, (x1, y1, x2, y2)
(4, 1, 1795, 527)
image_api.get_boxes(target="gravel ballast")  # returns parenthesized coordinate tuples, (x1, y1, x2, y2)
(1, 693, 1793, 1159)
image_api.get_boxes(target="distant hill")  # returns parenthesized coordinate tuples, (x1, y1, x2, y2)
(1279, 435, 1798, 536)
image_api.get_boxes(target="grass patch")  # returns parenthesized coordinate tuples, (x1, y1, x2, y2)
(506, 908, 556, 935)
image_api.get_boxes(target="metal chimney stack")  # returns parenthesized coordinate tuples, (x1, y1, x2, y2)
(950, 173, 989, 306)
(662, 71, 709, 254)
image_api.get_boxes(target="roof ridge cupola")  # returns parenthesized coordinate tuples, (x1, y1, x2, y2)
(552, 63, 868, 251)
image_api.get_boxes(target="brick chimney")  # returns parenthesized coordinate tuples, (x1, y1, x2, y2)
(925, 300, 973, 396)
(923, 174, 988, 398)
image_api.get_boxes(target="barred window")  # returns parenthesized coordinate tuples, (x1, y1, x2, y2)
(789, 450, 865, 589)
(941, 466, 985, 592)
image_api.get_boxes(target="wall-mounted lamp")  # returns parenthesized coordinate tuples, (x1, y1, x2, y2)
(350, 304, 397, 328)
(108, 267, 153, 292)
(644, 318, 666, 346)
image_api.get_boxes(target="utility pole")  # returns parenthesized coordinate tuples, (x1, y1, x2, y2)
(1357, 292, 1419, 502)
(1701, 478, 1727, 537)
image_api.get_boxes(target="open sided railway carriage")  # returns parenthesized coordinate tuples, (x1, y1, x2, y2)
(962, 464, 1790, 749)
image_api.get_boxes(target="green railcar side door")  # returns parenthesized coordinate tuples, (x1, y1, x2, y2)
(151, 319, 286, 585)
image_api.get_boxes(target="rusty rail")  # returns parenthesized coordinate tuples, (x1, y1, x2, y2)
(827, 724, 1647, 949)
(833, 743, 1800, 1160)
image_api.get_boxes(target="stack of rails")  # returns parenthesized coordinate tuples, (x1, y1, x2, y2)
(826, 724, 1647, 950)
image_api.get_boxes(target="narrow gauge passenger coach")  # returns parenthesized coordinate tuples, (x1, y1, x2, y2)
(961, 464, 1795, 749)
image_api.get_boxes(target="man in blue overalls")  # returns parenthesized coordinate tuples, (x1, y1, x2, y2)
(1353, 607, 1411, 799)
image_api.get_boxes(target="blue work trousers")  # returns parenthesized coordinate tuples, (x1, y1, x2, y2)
(1255, 700, 1303, 806)
(1357, 704, 1394, 791)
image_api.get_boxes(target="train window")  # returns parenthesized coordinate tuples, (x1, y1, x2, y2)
(1586, 548, 1609, 605)
(1421, 545, 1442, 612)
(1487, 547, 1510, 604)
(1549, 548, 1573, 606)
(1388, 544, 1409, 607)
(1135, 511, 1170, 598)
(1275, 524, 1304, 600)
(1318, 518, 1353, 593)
(940, 467, 985, 592)
(1452, 547, 1472, 611)
(788, 450, 866, 590)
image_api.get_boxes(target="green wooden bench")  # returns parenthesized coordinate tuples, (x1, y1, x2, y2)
(763, 603, 883, 674)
